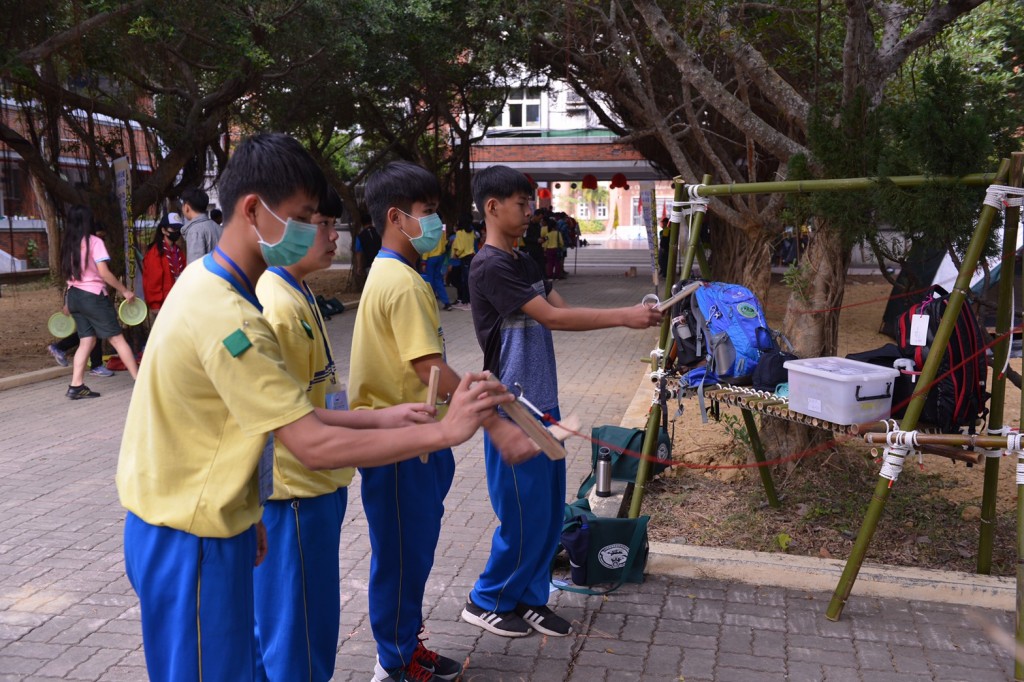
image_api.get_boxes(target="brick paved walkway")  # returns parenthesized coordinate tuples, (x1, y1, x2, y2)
(0, 262, 1016, 681)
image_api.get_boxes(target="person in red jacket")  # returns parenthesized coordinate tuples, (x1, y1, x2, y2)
(142, 213, 186, 314)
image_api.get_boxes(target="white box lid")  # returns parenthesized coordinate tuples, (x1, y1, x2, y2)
(783, 357, 900, 382)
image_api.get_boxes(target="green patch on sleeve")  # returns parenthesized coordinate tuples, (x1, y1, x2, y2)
(223, 329, 253, 357)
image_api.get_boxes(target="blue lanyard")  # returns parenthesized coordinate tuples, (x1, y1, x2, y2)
(204, 250, 262, 312)
(377, 247, 414, 268)
(268, 266, 336, 377)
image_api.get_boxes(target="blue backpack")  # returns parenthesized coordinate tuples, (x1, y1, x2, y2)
(670, 281, 775, 386)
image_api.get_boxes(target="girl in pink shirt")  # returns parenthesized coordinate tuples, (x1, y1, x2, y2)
(60, 206, 139, 399)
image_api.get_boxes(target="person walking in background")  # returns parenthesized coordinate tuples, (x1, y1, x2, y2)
(181, 187, 221, 264)
(142, 212, 186, 315)
(60, 205, 139, 399)
(354, 211, 382, 279)
(420, 217, 453, 311)
(450, 215, 476, 308)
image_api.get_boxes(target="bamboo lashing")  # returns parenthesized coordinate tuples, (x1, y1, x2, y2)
(422, 366, 440, 463)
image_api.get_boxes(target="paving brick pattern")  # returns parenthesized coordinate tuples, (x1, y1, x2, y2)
(0, 263, 1016, 680)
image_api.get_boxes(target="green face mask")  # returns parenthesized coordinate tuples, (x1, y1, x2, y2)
(399, 209, 445, 255)
(253, 197, 317, 266)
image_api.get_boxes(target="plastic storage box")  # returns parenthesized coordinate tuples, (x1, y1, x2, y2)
(783, 357, 900, 425)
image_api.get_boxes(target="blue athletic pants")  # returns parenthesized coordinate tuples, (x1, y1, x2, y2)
(471, 408, 566, 612)
(422, 255, 450, 306)
(124, 512, 259, 682)
(360, 450, 455, 670)
(253, 488, 348, 682)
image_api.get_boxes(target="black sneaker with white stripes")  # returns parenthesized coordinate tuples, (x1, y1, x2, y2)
(460, 598, 530, 637)
(514, 603, 572, 637)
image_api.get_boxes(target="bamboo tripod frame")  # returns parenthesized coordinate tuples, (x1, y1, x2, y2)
(626, 162, 1021, 631)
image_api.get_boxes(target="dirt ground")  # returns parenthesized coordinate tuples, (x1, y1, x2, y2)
(641, 275, 1023, 575)
(4, 270, 1021, 573)
(0, 269, 356, 378)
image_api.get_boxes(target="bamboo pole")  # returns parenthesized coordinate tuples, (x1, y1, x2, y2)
(692, 173, 995, 198)
(825, 158, 1012, 621)
(979, 152, 1023, 573)
(742, 408, 781, 508)
(631, 178, 690, 520)
(631, 176, 713, 520)
(862, 432, 1014, 449)
(679, 173, 713, 279)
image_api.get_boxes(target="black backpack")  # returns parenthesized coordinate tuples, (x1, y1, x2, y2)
(895, 287, 988, 433)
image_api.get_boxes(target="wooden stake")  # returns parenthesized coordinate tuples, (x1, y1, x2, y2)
(421, 366, 440, 463)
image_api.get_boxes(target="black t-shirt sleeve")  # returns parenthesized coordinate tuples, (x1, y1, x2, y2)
(478, 251, 543, 317)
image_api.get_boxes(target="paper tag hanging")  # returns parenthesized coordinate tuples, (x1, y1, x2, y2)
(909, 314, 929, 346)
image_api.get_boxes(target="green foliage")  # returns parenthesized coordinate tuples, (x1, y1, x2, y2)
(872, 57, 1015, 261)
(578, 219, 604, 234)
(782, 262, 812, 304)
(720, 412, 752, 457)
(775, 532, 792, 552)
(25, 239, 42, 269)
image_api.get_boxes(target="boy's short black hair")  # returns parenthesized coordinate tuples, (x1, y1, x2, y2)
(217, 133, 327, 223)
(472, 165, 534, 216)
(364, 161, 441, 233)
(317, 186, 344, 218)
(181, 187, 210, 213)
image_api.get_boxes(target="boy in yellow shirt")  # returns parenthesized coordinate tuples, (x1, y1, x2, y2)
(350, 161, 537, 682)
(252, 186, 352, 681)
(116, 135, 510, 682)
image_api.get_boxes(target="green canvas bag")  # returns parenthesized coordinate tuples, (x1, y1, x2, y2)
(555, 499, 650, 595)
(577, 425, 672, 498)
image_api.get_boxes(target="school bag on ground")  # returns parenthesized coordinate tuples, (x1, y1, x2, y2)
(895, 286, 988, 433)
(555, 499, 649, 595)
(670, 280, 776, 387)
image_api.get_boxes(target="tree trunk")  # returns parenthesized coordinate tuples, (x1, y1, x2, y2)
(28, 174, 60, 277)
(760, 222, 850, 464)
(707, 220, 772, 303)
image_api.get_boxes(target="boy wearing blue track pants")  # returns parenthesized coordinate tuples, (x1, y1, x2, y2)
(251, 187, 353, 681)
(116, 134, 512, 682)
(350, 162, 538, 682)
(461, 165, 662, 638)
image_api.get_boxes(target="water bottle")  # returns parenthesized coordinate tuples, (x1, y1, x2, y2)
(596, 447, 612, 497)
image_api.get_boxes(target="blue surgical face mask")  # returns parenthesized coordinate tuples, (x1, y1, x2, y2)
(399, 209, 444, 255)
(253, 197, 318, 266)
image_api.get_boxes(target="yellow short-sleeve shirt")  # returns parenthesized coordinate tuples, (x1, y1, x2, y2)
(349, 257, 445, 412)
(451, 231, 475, 259)
(116, 261, 314, 538)
(256, 270, 354, 498)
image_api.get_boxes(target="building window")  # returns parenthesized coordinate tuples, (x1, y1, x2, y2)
(577, 201, 590, 219)
(504, 87, 542, 128)
(596, 203, 608, 219)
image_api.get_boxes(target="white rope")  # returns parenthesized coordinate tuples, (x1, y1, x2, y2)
(983, 184, 1024, 210)
(1016, 454, 1024, 486)
(1008, 432, 1024, 453)
(879, 445, 910, 481)
(686, 184, 707, 202)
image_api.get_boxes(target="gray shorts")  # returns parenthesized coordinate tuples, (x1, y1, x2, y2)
(67, 286, 122, 339)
